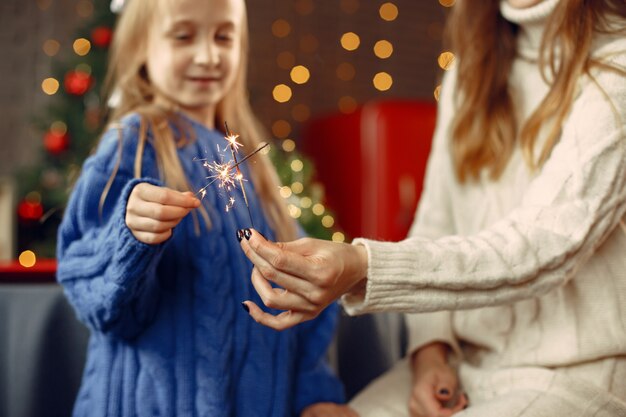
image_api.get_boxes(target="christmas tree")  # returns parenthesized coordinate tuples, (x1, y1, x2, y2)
(17, 1, 340, 260)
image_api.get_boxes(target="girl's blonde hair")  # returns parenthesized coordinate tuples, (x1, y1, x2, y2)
(102, 0, 297, 241)
(447, 0, 626, 182)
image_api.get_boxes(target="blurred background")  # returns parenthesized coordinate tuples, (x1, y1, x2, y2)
(0, 0, 455, 416)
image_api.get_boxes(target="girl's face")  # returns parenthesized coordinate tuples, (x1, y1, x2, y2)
(146, 0, 244, 126)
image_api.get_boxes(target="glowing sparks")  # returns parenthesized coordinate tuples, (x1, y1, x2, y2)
(195, 122, 270, 228)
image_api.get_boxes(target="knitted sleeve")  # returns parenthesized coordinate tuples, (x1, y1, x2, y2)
(56, 119, 165, 340)
(344, 52, 626, 315)
(292, 302, 345, 415)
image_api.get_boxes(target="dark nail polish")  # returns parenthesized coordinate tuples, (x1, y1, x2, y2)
(241, 302, 249, 313)
(438, 388, 450, 396)
(236, 229, 244, 242)
(243, 228, 252, 240)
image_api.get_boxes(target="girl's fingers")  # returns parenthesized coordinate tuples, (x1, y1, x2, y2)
(131, 230, 172, 245)
(129, 201, 192, 221)
(242, 301, 309, 331)
(250, 268, 318, 312)
(135, 183, 200, 208)
(127, 216, 180, 234)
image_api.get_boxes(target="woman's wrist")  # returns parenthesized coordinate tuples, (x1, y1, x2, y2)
(412, 342, 450, 369)
(346, 243, 368, 294)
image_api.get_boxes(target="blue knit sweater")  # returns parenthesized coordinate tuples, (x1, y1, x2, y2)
(57, 113, 344, 417)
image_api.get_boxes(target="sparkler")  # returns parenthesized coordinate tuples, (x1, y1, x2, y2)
(195, 122, 268, 227)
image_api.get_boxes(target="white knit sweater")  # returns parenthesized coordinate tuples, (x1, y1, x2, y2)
(344, 0, 626, 405)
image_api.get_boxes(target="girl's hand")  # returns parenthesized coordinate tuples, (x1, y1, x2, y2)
(301, 403, 360, 417)
(125, 183, 200, 245)
(409, 342, 467, 417)
(239, 229, 368, 330)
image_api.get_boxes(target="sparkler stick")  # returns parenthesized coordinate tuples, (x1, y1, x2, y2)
(224, 121, 255, 227)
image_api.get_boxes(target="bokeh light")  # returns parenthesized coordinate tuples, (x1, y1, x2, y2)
(277, 51, 296, 69)
(322, 215, 335, 228)
(374, 40, 394, 59)
(295, 0, 315, 15)
(373, 72, 393, 91)
(437, 51, 456, 70)
(42, 78, 60, 95)
(272, 19, 292, 38)
(43, 39, 60, 57)
(338, 96, 358, 114)
(340, 32, 361, 51)
(282, 139, 296, 152)
(273, 84, 292, 103)
(434, 85, 442, 101)
(340, 0, 360, 14)
(336, 62, 356, 81)
(379, 3, 399, 21)
(290, 159, 304, 172)
(290, 65, 311, 84)
(19, 250, 37, 268)
(439, 0, 456, 7)
(272, 120, 292, 138)
(73, 38, 91, 56)
(332, 232, 346, 242)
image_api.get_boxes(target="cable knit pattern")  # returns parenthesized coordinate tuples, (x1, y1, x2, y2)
(344, 0, 626, 414)
(57, 113, 344, 417)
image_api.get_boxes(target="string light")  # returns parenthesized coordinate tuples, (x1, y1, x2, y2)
(340, 32, 361, 51)
(290, 159, 304, 172)
(288, 204, 302, 219)
(280, 186, 293, 198)
(282, 139, 296, 152)
(374, 40, 394, 59)
(332, 232, 346, 242)
(439, 0, 456, 7)
(291, 182, 304, 194)
(290, 65, 311, 84)
(312, 203, 325, 216)
(42, 78, 60, 95)
(273, 84, 292, 103)
(379, 3, 399, 21)
(434, 85, 442, 101)
(19, 250, 37, 268)
(437, 51, 456, 70)
(300, 197, 313, 208)
(322, 215, 335, 228)
(373, 72, 393, 91)
(272, 120, 292, 138)
(73, 38, 91, 56)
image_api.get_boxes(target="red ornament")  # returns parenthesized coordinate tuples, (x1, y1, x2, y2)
(44, 130, 70, 155)
(64, 70, 93, 96)
(18, 200, 44, 222)
(91, 26, 113, 48)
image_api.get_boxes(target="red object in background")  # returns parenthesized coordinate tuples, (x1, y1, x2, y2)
(91, 26, 113, 48)
(43, 130, 70, 155)
(64, 70, 93, 96)
(302, 100, 437, 241)
(0, 259, 57, 283)
(17, 199, 44, 222)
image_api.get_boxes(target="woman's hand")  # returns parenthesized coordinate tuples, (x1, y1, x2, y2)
(239, 229, 368, 330)
(409, 342, 467, 417)
(125, 183, 200, 245)
(301, 403, 360, 417)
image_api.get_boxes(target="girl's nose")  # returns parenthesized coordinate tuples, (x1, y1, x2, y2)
(194, 40, 220, 67)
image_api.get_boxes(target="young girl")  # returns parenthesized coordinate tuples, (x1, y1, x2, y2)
(56, 0, 355, 416)
(238, 0, 626, 415)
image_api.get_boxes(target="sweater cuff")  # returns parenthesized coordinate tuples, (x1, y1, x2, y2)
(110, 177, 166, 285)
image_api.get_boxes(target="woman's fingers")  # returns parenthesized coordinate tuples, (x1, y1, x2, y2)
(135, 183, 200, 208)
(250, 268, 318, 312)
(126, 216, 180, 234)
(242, 301, 311, 331)
(131, 230, 172, 245)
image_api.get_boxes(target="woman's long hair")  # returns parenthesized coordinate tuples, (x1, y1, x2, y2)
(447, 0, 626, 182)
(101, 0, 297, 241)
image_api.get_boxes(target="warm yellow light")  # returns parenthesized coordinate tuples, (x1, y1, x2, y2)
(437, 51, 456, 70)
(290, 159, 304, 172)
(312, 203, 325, 216)
(292, 104, 311, 122)
(273, 84, 293, 103)
(272, 19, 291, 38)
(379, 3, 399, 21)
(340, 32, 360, 51)
(338, 96, 358, 114)
(332, 232, 346, 242)
(291, 182, 304, 194)
(373, 72, 393, 91)
(290, 65, 311, 84)
(374, 40, 394, 59)
(43, 39, 60, 57)
(272, 120, 292, 138)
(282, 139, 296, 152)
(434, 85, 442, 101)
(322, 215, 335, 228)
(73, 38, 91, 56)
(19, 250, 37, 268)
(288, 204, 302, 219)
(336, 62, 356, 81)
(277, 51, 296, 69)
(42, 78, 60, 95)
(439, 0, 456, 7)
(300, 197, 312, 208)
(280, 186, 293, 198)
